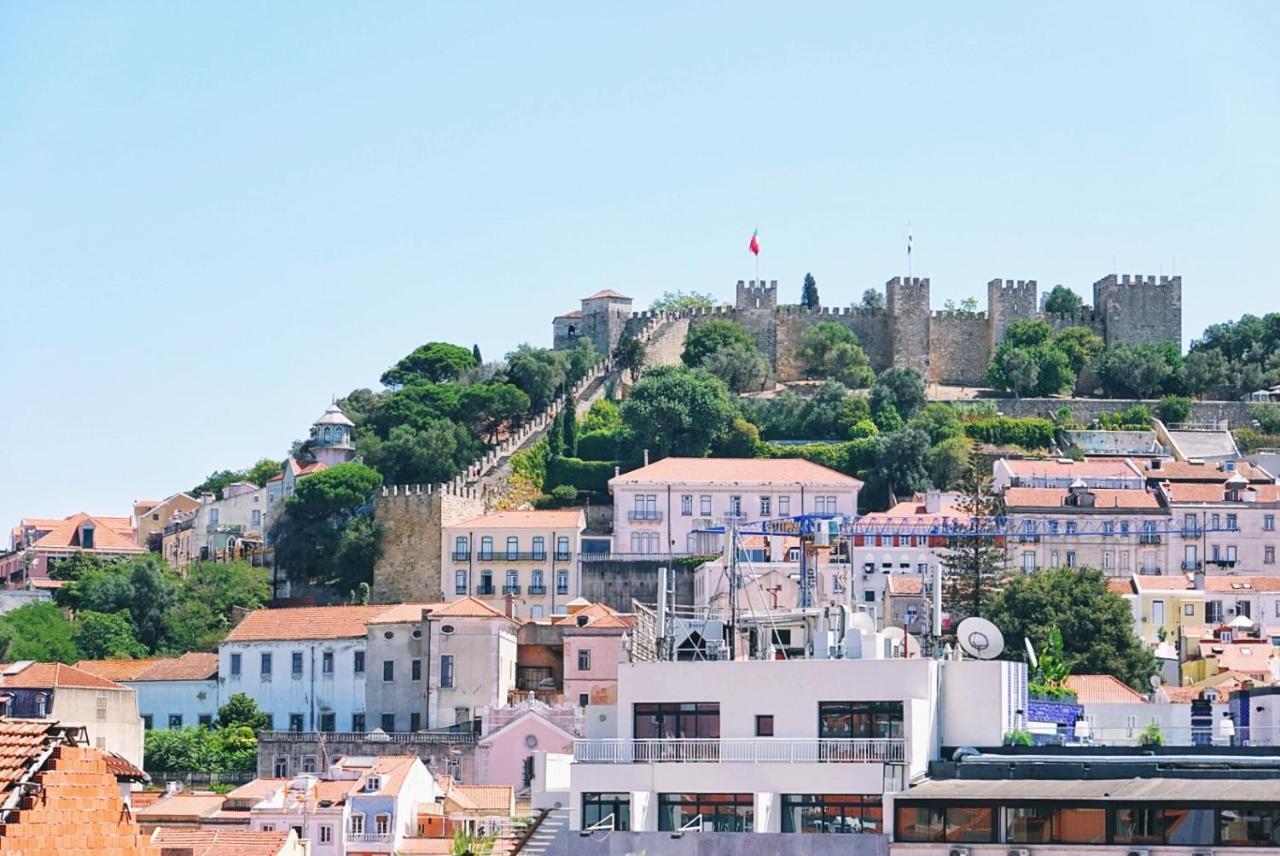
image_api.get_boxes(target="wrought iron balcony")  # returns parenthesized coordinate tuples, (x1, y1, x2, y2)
(452, 550, 471, 561)
(1182, 560, 1203, 571)
(502, 584, 521, 594)
(528, 584, 547, 595)
(627, 510, 663, 521)
(476, 584, 495, 595)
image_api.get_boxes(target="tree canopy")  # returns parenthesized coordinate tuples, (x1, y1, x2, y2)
(797, 322, 875, 388)
(1096, 342, 1183, 399)
(987, 320, 1101, 398)
(380, 342, 477, 388)
(988, 567, 1159, 690)
(269, 462, 383, 593)
(858, 289, 885, 312)
(1043, 285, 1084, 315)
(801, 273, 819, 309)
(651, 290, 719, 313)
(619, 366, 738, 459)
(869, 367, 925, 420)
(682, 319, 756, 368)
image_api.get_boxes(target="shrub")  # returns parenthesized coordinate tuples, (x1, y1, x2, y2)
(1251, 402, 1280, 435)
(962, 417, 1054, 449)
(1156, 395, 1192, 425)
(546, 456, 617, 494)
(576, 429, 629, 462)
(1003, 730, 1034, 747)
(1096, 404, 1152, 430)
(534, 485, 579, 509)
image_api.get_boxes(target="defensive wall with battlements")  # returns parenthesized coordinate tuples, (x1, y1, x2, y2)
(554, 273, 1182, 385)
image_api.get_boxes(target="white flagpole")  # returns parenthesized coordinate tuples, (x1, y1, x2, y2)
(755, 225, 760, 285)
(907, 221, 913, 278)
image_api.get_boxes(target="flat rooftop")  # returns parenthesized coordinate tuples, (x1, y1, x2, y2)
(898, 776, 1280, 803)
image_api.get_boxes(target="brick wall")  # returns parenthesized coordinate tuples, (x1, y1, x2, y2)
(1, 746, 159, 855)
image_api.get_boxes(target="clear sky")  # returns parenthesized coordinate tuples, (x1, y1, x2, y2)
(3, 2, 1279, 527)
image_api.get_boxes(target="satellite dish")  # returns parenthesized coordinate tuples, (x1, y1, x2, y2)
(850, 612, 877, 633)
(1024, 636, 1039, 669)
(1149, 674, 1163, 690)
(957, 617, 1005, 660)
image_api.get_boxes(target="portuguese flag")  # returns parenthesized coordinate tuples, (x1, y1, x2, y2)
(748, 228, 760, 256)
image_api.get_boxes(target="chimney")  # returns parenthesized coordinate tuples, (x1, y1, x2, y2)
(503, 594, 514, 618)
(924, 490, 941, 514)
(643, 449, 650, 466)
(1151, 458, 1162, 471)
(1194, 568, 1206, 591)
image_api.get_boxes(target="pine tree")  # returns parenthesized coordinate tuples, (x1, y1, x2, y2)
(801, 273, 820, 308)
(548, 410, 565, 456)
(941, 455, 1010, 627)
(472, 343, 482, 364)
(562, 406, 578, 457)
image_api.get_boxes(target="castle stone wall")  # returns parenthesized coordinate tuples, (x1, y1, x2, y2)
(372, 486, 484, 604)
(1094, 274, 1182, 347)
(887, 277, 932, 377)
(772, 307, 892, 381)
(984, 397, 1252, 427)
(929, 312, 992, 383)
(987, 279, 1038, 349)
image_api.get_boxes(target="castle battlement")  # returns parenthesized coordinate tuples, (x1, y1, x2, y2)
(932, 310, 988, 321)
(1096, 273, 1182, 288)
(886, 276, 930, 290)
(989, 278, 1038, 295)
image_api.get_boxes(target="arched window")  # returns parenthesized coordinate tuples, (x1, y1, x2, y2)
(323, 426, 332, 443)
(33, 692, 47, 718)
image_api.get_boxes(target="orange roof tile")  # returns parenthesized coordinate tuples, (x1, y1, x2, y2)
(150, 828, 293, 856)
(1132, 575, 1196, 592)
(1002, 458, 1144, 478)
(135, 651, 219, 681)
(224, 605, 390, 642)
(74, 658, 162, 681)
(0, 662, 127, 690)
(1164, 482, 1280, 503)
(553, 602, 632, 629)
(1108, 578, 1135, 596)
(354, 754, 419, 795)
(887, 576, 924, 595)
(0, 719, 59, 797)
(366, 602, 442, 624)
(1198, 640, 1274, 676)
(1065, 674, 1147, 704)
(429, 597, 511, 620)
(1205, 577, 1280, 593)
(136, 792, 228, 821)
(612, 457, 863, 487)
(1002, 487, 1162, 510)
(585, 289, 631, 300)
(445, 783, 515, 815)
(102, 751, 147, 780)
(1143, 459, 1274, 482)
(451, 510, 585, 529)
(22, 512, 142, 553)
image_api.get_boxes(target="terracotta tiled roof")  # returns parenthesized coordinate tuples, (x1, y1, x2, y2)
(451, 510, 585, 529)
(354, 754, 419, 796)
(555, 309, 583, 319)
(0, 662, 127, 690)
(102, 751, 147, 781)
(1205, 577, 1280, 593)
(1131, 575, 1196, 592)
(585, 289, 631, 300)
(0, 719, 59, 797)
(136, 651, 219, 681)
(1159, 685, 1207, 703)
(1163, 482, 1280, 503)
(429, 597, 511, 619)
(366, 602, 441, 624)
(1199, 640, 1274, 676)
(1108, 578, 1135, 596)
(874, 495, 968, 519)
(150, 828, 294, 856)
(887, 576, 924, 595)
(446, 783, 515, 815)
(1001, 458, 1144, 478)
(1002, 487, 1162, 510)
(553, 602, 632, 629)
(136, 792, 228, 821)
(74, 658, 162, 681)
(612, 457, 863, 487)
(1143, 460, 1274, 482)
(224, 605, 390, 642)
(1065, 675, 1147, 704)
(21, 512, 142, 553)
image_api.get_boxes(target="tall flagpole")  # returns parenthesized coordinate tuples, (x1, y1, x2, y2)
(907, 221, 913, 279)
(755, 224, 760, 285)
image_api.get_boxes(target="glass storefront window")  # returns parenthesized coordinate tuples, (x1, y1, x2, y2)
(781, 795, 881, 834)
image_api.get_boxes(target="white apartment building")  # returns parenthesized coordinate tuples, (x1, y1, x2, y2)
(77, 652, 220, 730)
(443, 510, 585, 619)
(219, 605, 388, 733)
(610, 457, 863, 556)
(563, 651, 1022, 834)
(189, 480, 268, 564)
(992, 457, 1145, 492)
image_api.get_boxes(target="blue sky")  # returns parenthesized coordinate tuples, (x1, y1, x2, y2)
(3, 2, 1279, 526)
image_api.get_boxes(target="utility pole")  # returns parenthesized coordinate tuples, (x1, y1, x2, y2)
(727, 518, 739, 660)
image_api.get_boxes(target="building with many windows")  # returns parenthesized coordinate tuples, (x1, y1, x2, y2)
(442, 510, 585, 619)
(77, 652, 220, 731)
(609, 457, 863, 556)
(2, 511, 142, 587)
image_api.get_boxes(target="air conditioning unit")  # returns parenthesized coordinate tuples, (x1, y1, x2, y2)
(1190, 850, 1215, 856)
(948, 848, 971, 856)
(1126, 850, 1151, 856)
(1007, 849, 1031, 856)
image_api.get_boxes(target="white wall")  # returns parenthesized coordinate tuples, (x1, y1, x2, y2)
(132, 678, 219, 730)
(219, 637, 366, 731)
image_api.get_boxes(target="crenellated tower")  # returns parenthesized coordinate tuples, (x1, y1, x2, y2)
(886, 276, 931, 377)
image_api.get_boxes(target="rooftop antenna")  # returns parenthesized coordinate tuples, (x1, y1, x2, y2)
(956, 617, 1005, 660)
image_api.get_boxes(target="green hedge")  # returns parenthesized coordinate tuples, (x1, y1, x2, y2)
(546, 456, 618, 494)
(576, 429, 629, 462)
(756, 438, 880, 477)
(963, 416, 1054, 449)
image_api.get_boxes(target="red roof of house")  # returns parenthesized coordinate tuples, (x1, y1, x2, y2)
(1163, 482, 1280, 503)
(1002, 487, 1162, 510)
(0, 662, 128, 690)
(612, 457, 863, 487)
(887, 576, 924, 595)
(16, 512, 141, 553)
(554, 602, 633, 629)
(1001, 458, 1144, 479)
(0, 720, 59, 797)
(150, 828, 295, 856)
(1143, 460, 1274, 482)
(1065, 674, 1146, 704)
(451, 510, 585, 529)
(1132, 575, 1196, 592)
(1205, 576, 1280, 593)
(585, 289, 631, 300)
(224, 605, 390, 642)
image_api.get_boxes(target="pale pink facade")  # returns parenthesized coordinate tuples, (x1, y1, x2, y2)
(475, 709, 577, 790)
(1161, 480, 1280, 576)
(609, 457, 863, 556)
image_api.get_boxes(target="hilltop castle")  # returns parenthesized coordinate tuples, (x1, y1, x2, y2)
(552, 273, 1182, 385)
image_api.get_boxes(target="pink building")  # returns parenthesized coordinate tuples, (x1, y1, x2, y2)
(557, 602, 633, 707)
(992, 457, 1145, 492)
(609, 457, 863, 555)
(1159, 478, 1280, 575)
(474, 699, 580, 790)
(2, 512, 142, 587)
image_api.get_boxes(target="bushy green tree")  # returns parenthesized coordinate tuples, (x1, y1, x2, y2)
(858, 289, 885, 312)
(867, 428, 930, 507)
(583, 399, 624, 434)
(620, 366, 737, 459)
(504, 345, 568, 411)
(269, 462, 383, 591)
(714, 417, 762, 457)
(908, 403, 965, 445)
(682, 319, 756, 368)
(701, 343, 770, 393)
(456, 383, 531, 443)
(1043, 285, 1084, 314)
(562, 406, 578, 456)
(1097, 343, 1182, 398)
(218, 693, 270, 731)
(72, 611, 146, 659)
(359, 421, 481, 485)
(370, 382, 464, 436)
(1184, 312, 1280, 398)
(988, 567, 1159, 690)
(1156, 394, 1193, 425)
(1052, 327, 1104, 375)
(651, 290, 719, 313)
(380, 342, 477, 388)
(870, 367, 925, 420)
(0, 602, 79, 663)
(796, 322, 874, 387)
(927, 436, 973, 490)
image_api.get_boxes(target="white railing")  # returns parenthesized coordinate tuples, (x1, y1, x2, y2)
(573, 737, 905, 764)
(346, 830, 393, 844)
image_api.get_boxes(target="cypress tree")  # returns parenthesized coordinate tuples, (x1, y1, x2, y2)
(801, 273, 820, 308)
(472, 343, 482, 364)
(563, 407, 578, 457)
(548, 410, 565, 456)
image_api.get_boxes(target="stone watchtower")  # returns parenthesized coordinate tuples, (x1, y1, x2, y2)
(886, 276, 931, 378)
(1093, 274, 1183, 348)
(735, 279, 777, 311)
(553, 290, 633, 354)
(986, 278, 1038, 350)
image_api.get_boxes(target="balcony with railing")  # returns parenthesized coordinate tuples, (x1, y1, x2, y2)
(528, 584, 547, 595)
(452, 550, 471, 561)
(1182, 560, 1204, 571)
(476, 584, 495, 595)
(627, 510, 663, 522)
(573, 737, 904, 764)
(502, 584, 521, 594)
(346, 830, 393, 845)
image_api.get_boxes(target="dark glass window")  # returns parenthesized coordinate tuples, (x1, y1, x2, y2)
(755, 715, 774, 737)
(582, 793, 631, 831)
(781, 794, 881, 834)
(657, 793, 753, 832)
(381, 713, 395, 732)
(944, 806, 994, 843)
(817, 701, 903, 739)
(353, 651, 365, 673)
(291, 652, 303, 676)
(319, 712, 335, 732)
(894, 805, 994, 843)
(633, 703, 720, 740)
(352, 713, 366, 732)
(1220, 808, 1280, 847)
(1007, 806, 1054, 843)
(1053, 807, 1106, 844)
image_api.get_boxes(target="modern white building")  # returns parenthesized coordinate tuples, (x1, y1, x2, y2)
(609, 457, 863, 556)
(991, 457, 1145, 492)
